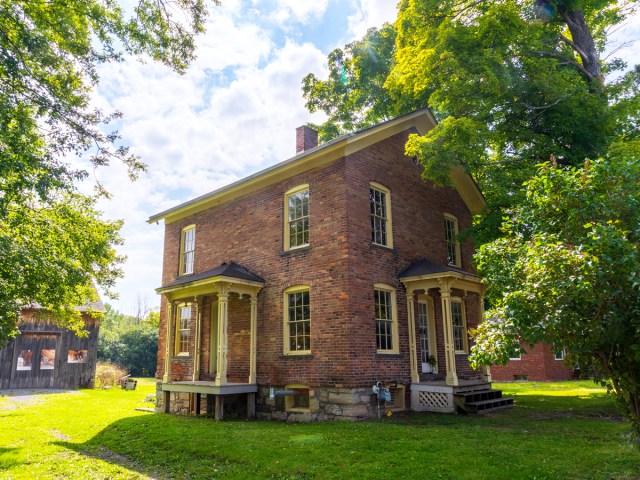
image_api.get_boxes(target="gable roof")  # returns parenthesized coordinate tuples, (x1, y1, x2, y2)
(148, 108, 485, 225)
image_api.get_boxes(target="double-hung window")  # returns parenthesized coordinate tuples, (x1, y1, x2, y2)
(370, 183, 393, 248)
(374, 284, 398, 354)
(284, 185, 309, 250)
(444, 214, 461, 267)
(175, 304, 191, 356)
(284, 286, 311, 354)
(451, 299, 467, 353)
(180, 225, 196, 275)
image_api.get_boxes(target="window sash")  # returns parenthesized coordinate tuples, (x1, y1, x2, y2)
(370, 188, 388, 246)
(287, 290, 310, 352)
(176, 306, 191, 354)
(375, 289, 393, 351)
(182, 228, 195, 274)
(418, 302, 430, 363)
(445, 217, 458, 266)
(287, 189, 309, 248)
(451, 301, 465, 352)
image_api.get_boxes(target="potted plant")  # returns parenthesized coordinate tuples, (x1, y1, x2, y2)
(424, 355, 437, 373)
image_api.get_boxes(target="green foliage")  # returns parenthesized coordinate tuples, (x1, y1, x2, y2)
(472, 155, 640, 442)
(98, 304, 158, 377)
(0, 0, 215, 345)
(94, 361, 129, 389)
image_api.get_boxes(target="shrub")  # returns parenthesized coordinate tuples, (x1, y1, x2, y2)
(94, 361, 128, 389)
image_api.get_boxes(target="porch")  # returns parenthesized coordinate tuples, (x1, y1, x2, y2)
(411, 380, 514, 414)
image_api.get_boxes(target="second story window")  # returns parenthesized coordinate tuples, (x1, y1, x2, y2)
(180, 225, 195, 275)
(370, 182, 393, 248)
(284, 185, 309, 250)
(444, 214, 461, 267)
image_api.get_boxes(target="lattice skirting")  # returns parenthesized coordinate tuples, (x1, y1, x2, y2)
(418, 391, 449, 409)
(410, 386, 455, 412)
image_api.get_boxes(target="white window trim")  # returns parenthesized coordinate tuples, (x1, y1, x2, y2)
(374, 283, 399, 354)
(554, 349, 565, 360)
(444, 213, 461, 268)
(284, 184, 310, 251)
(283, 285, 311, 355)
(179, 224, 196, 275)
(175, 303, 191, 357)
(451, 297, 468, 354)
(370, 182, 394, 248)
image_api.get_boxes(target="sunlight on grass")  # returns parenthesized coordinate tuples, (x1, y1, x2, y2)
(0, 379, 638, 479)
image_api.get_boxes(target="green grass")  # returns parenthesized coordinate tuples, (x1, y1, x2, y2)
(0, 380, 638, 479)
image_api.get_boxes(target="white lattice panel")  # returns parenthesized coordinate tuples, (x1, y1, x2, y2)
(418, 391, 449, 408)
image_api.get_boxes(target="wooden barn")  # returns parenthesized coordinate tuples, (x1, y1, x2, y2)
(0, 302, 103, 389)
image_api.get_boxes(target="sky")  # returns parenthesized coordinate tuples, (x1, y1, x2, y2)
(88, 1, 640, 315)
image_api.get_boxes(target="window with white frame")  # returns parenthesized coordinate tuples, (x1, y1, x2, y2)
(285, 185, 309, 250)
(370, 183, 393, 248)
(175, 305, 191, 355)
(180, 225, 195, 275)
(284, 286, 311, 354)
(444, 214, 461, 267)
(451, 299, 467, 353)
(374, 284, 398, 354)
(554, 349, 565, 360)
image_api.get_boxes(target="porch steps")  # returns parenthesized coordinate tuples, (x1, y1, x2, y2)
(453, 388, 514, 414)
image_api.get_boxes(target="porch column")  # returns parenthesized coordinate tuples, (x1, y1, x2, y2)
(192, 296, 202, 382)
(215, 284, 229, 385)
(440, 281, 459, 386)
(249, 294, 258, 384)
(406, 290, 420, 384)
(163, 300, 173, 383)
(478, 293, 492, 382)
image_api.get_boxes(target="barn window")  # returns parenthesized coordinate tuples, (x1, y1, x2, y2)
(40, 349, 56, 370)
(17, 350, 32, 371)
(67, 350, 87, 363)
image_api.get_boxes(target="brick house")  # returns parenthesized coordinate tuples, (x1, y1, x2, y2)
(149, 109, 510, 420)
(490, 343, 575, 381)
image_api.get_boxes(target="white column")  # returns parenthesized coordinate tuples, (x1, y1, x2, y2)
(478, 293, 492, 382)
(440, 281, 458, 386)
(163, 301, 173, 383)
(192, 297, 202, 382)
(249, 294, 258, 384)
(406, 290, 420, 384)
(215, 285, 229, 385)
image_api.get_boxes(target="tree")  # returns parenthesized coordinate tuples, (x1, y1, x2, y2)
(0, 0, 217, 345)
(304, 0, 639, 241)
(471, 155, 640, 441)
(98, 304, 158, 377)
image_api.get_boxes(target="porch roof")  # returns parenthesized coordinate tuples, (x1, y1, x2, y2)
(157, 262, 264, 300)
(399, 259, 486, 294)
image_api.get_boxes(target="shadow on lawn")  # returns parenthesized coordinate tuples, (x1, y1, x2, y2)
(0, 446, 21, 471)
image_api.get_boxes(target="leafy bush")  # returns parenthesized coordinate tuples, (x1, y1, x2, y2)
(94, 362, 128, 389)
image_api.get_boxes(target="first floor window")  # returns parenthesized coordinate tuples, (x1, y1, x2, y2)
(554, 349, 565, 360)
(375, 285, 398, 353)
(285, 287, 310, 354)
(176, 305, 191, 355)
(451, 299, 467, 353)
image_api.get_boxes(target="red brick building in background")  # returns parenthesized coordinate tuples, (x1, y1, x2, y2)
(148, 109, 511, 421)
(490, 343, 575, 382)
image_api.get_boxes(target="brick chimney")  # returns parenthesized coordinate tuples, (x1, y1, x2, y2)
(296, 125, 318, 154)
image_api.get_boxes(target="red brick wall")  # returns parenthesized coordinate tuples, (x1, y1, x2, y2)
(490, 343, 574, 381)
(156, 128, 482, 388)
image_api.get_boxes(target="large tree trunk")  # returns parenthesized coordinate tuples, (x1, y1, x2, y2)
(558, 8, 604, 85)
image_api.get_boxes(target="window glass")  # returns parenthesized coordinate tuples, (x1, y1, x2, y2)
(287, 290, 310, 352)
(451, 300, 466, 352)
(177, 305, 191, 355)
(67, 350, 87, 363)
(40, 349, 56, 370)
(287, 189, 309, 248)
(375, 289, 394, 351)
(445, 216, 459, 266)
(370, 187, 388, 246)
(17, 350, 32, 371)
(182, 227, 195, 274)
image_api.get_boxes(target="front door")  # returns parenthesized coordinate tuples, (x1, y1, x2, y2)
(11, 333, 58, 388)
(418, 301, 434, 374)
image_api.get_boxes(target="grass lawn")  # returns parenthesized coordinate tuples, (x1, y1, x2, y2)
(0, 380, 638, 479)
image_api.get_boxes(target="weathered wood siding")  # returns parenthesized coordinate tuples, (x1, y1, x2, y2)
(0, 312, 100, 389)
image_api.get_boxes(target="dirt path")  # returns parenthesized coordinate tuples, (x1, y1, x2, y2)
(0, 389, 82, 410)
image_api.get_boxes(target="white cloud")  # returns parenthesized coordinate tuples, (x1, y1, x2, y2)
(270, 0, 330, 26)
(347, 0, 398, 39)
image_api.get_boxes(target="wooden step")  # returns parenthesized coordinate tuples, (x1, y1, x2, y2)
(453, 389, 514, 414)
